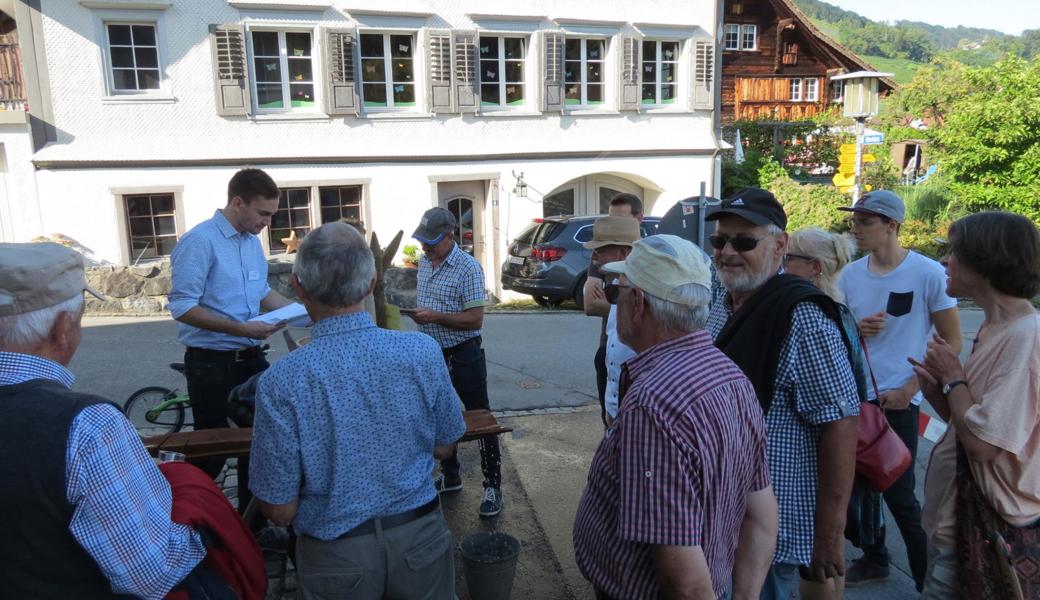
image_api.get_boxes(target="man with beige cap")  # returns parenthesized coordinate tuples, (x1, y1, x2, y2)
(573, 235, 778, 599)
(581, 215, 640, 425)
(0, 242, 207, 599)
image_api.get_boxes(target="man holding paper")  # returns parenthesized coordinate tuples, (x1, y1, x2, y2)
(169, 168, 295, 512)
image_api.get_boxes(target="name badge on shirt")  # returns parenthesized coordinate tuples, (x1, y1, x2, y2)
(247, 270, 260, 281)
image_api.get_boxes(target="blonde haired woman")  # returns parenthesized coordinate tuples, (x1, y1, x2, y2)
(785, 228, 870, 600)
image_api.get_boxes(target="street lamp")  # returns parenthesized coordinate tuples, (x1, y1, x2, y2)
(831, 71, 892, 203)
(512, 171, 528, 198)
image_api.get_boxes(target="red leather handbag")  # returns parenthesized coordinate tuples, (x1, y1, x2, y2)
(857, 339, 912, 492)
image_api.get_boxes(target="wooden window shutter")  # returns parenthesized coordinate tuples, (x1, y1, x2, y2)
(618, 35, 641, 111)
(541, 30, 564, 113)
(691, 40, 715, 110)
(453, 30, 478, 113)
(426, 29, 454, 113)
(323, 27, 359, 116)
(209, 24, 250, 116)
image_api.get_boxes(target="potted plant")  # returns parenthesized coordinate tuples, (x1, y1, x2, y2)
(402, 244, 421, 269)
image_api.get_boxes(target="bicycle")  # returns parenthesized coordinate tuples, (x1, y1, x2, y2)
(123, 362, 193, 435)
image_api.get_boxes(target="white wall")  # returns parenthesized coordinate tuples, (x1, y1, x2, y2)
(0, 126, 41, 242)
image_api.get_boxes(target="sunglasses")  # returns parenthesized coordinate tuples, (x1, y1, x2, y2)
(708, 234, 769, 252)
(783, 253, 816, 265)
(603, 281, 632, 305)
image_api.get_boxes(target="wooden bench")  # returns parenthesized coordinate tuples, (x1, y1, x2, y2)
(141, 409, 513, 461)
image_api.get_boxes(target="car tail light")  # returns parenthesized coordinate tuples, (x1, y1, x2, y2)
(530, 245, 567, 262)
(464, 231, 473, 241)
(533, 218, 544, 223)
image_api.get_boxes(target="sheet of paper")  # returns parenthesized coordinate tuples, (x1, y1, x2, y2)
(248, 302, 311, 327)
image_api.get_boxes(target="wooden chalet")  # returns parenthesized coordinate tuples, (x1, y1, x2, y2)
(721, 0, 896, 122)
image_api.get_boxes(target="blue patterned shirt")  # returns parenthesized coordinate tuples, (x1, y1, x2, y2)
(169, 210, 272, 350)
(707, 298, 859, 566)
(249, 311, 466, 540)
(416, 243, 487, 348)
(0, 351, 206, 598)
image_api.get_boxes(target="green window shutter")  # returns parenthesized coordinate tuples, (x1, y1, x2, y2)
(323, 27, 359, 116)
(209, 24, 250, 116)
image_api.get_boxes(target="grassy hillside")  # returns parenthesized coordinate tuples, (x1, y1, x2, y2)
(860, 55, 926, 84)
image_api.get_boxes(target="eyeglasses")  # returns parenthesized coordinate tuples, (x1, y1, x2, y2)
(604, 281, 632, 305)
(849, 217, 881, 228)
(783, 253, 816, 265)
(708, 234, 769, 252)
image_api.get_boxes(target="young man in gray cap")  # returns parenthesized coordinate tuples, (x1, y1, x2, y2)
(838, 190, 961, 590)
(0, 243, 206, 598)
(582, 215, 640, 426)
(705, 188, 859, 600)
(407, 206, 503, 517)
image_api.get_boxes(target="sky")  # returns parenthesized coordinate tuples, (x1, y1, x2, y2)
(821, 0, 1039, 36)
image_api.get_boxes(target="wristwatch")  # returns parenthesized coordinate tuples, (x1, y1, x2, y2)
(942, 379, 968, 396)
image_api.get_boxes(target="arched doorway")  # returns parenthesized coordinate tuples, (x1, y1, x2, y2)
(542, 174, 646, 217)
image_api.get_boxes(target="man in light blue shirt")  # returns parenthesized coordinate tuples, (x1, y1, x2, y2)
(250, 222, 465, 599)
(169, 168, 292, 509)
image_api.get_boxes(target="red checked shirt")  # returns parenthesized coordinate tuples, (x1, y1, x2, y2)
(572, 330, 770, 599)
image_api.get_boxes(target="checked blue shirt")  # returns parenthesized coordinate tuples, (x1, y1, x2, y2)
(249, 311, 466, 540)
(707, 299, 859, 566)
(0, 351, 206, 599)
(416, 243, 487, 348)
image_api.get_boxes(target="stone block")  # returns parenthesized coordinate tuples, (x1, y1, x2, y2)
(127, 264, 157, 278)
(85, 298, 126, 313)
(266, 260, 294, 275)
(103, 269, 144, 298)
(123, 296, 164, 313)
(141, 272, 172, 296)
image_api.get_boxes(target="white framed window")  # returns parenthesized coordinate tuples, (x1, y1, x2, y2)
(268, 184, 366, 253)
(564, 37, 606, 107)
(105, 23, 161, 92)
(831, 79, 844, 102)
(641, 40, 679, 105)
(789, 78, 802, 101)
(723, 24, 740, 50)
(249, 30, 318, 112)
(805, 77, 819, 101)
(741, 25, 757, 50)
(479, 36, 526, 108)
(359, 32, 416, 109)
(124, 193, 177, 260)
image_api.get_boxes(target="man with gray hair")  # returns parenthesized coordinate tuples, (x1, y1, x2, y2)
(705, 188, 859, 599)
(249, 222, 466, 600)
(0, 243, 207, 598)
(573, 235, 778, 599)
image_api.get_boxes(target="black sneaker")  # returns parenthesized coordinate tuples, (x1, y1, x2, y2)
(479, 487, 503, 517)
(844, 557, 890, 587)
(434, 473, 462, 493)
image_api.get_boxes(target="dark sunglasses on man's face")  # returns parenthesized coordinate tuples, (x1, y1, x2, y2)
(708, 234, 768, 253)
(603, 281, 632, 305)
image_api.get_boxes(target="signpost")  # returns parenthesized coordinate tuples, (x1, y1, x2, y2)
(831, 71, 893, 203)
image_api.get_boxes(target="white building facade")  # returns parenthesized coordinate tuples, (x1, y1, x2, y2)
(11, 0, 724, 300)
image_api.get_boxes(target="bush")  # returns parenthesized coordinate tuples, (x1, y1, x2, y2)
(763, 175, 850, 233)
(900, 218, 951, 259)
(721, 150, 771, 198)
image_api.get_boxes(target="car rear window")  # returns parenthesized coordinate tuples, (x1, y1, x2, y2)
(532, 222, 566, 245)
(514, 222, 539, 244)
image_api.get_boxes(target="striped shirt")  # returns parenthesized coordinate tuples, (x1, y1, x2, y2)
(169, 209, 271, 350)
(707, 298, 859, 566)
(0, 351, 206, 598)
(416, 243, 487, 348)
(573, 331, 770, 599)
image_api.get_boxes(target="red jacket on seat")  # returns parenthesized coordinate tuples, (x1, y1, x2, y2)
(160, 461, 267, 600)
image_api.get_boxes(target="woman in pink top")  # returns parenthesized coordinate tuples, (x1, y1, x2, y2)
(911, 211, 1040, 599)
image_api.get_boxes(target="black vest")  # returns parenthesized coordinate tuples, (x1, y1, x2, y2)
(0, 379, 131, 600)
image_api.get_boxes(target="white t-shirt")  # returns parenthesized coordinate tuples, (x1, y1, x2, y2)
(840, 250, 957, 404)
(605, 305, 637, 418)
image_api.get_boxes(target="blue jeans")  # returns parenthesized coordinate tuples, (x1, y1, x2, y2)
(759, 563, 800, 600)
(438, 337, 501, 489)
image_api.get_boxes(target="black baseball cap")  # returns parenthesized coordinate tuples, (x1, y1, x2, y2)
(705, 187, 787, 230)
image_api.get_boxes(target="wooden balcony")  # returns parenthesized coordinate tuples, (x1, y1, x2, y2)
(0, 32, 26, 113)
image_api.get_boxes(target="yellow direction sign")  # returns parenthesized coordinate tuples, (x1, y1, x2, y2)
(832, 172, 855, 187)
(862, 153, 876, 163)
(838, 164, 857, 177)
(840, 143, 857, 153)
(838, 185, 853, 194)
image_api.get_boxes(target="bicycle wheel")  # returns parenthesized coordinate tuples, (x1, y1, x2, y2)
(124, 386, 186, 435)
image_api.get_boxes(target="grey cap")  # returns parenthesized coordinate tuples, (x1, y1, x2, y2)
(838, 190, 905, 223)
(412, 207, 457, 245)
(0, 242, 105, 317)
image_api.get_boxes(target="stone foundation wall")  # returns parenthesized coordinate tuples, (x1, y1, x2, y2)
(84, 259, 419, 315)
